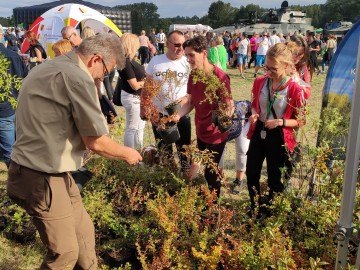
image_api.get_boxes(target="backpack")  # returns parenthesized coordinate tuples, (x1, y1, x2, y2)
(230, 38, 239, 51)
(227, 100, 252, 141)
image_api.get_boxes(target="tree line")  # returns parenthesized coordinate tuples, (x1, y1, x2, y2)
(1, 0, 358, 34)
(116, 0, 359, 35)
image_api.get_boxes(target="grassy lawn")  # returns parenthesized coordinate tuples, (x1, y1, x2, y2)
(0, 64, 327, 268)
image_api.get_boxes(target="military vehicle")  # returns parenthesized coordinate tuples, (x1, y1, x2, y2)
(324, 21, 353, 39)
(213, 1, 314, 36)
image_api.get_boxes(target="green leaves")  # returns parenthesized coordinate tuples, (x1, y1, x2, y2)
(0, 53, 22, 109)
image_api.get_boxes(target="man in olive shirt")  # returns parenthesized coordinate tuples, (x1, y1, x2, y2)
(7, 34, 142, 269)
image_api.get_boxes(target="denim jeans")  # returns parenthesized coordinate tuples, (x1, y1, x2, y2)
(121, 91, 146, 150)
(0, 114, 15, 167)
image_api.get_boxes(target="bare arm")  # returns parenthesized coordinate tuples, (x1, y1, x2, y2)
(172, 94, 194, 122)
(34, 47, 42, 62)
(82, 135, 142, 165)
(128, 78, 145, 91)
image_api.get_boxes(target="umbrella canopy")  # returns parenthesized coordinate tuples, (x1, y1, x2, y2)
(21, 3, 122, 58)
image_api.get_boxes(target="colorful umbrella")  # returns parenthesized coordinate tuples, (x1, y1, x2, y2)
(21, 3, 122, 58)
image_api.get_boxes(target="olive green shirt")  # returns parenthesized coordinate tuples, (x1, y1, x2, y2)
(11, 51, 108, 173)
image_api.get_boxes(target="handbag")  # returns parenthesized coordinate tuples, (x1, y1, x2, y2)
(99, 95, 118, 124)
(113, 76, 122, 106)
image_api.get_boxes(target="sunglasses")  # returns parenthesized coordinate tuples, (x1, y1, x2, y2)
(168, 40, 183, 48)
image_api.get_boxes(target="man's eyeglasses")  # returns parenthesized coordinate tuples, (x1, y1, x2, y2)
(64, 32, 74, 41)
(168, 40, 183, 48)
(263, 65, 278, 73)
(101, 58, 110, 78)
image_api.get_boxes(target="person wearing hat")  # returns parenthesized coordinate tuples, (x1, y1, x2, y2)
(254, 31, 269, 77)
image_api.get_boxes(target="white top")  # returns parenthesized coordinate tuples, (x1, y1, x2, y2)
(237, 38, 249, 55)
(146, 54, 190, 115)
(259, 79, 289, 122)
(269, 35, 281, 47)
(157, 32, 166, 43)
(256, 36, 269, 56)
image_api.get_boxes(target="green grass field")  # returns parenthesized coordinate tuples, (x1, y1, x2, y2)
(0, 64, 327, 269)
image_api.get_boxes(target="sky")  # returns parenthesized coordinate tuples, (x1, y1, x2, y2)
(1, 0, 327, 19)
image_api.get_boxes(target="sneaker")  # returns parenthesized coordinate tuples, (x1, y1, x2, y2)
(231, 178, 243, 194)
(240, 73, 245, 79)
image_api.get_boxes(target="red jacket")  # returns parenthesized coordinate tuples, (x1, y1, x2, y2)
(247, 76, 305, 153)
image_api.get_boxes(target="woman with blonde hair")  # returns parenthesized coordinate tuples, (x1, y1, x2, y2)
(286, 35, 311, 99)
(246, 43, 305, 215)
(52, 39, 72, 57)
(81, 26, 95, 39)
(118, 33, 146, 150)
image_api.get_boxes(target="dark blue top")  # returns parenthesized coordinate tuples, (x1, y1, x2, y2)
(4, 34, 19, 52)
(0, 43, 28, 117)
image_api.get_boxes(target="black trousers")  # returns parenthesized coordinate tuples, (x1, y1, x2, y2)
(248, 51, 257, 68)
(246, 121, 291, 208)
(139, 46, 149, 65)
(152, 115, 191, 171)
(158, 43, 165, 54)
(197, 138, 226, 198)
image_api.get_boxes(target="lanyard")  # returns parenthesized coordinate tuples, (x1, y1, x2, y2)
(266, 77, 287, 119)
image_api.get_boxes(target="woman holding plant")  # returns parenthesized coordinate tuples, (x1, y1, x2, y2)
(246, 43, 305, 214)
(174, 35, 234, 198)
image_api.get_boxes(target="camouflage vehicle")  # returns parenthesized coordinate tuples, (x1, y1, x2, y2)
(213, 1, 314, 36)
(324, 21, 353, 39)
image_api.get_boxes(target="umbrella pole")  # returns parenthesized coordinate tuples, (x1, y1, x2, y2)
(335, 38, 360, 269)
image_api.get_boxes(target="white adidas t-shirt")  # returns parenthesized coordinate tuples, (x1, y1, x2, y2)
(146, 54, 190, 115)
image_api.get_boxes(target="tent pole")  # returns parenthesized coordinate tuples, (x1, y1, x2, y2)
(335, 37, 360, 269)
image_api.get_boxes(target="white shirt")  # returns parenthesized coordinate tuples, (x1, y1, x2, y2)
(237, 38, 249, 55)
(146, 54, 190, 115)
(157, 32, 166, 43)
(269, 35, 281, 46)
(256, 37, 269, 56)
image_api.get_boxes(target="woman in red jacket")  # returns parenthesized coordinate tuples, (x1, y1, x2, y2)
(246, 43, 305, 214)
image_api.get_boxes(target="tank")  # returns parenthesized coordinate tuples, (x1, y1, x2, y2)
(213, 1, 314, 36)
(324, 21, 353, 39)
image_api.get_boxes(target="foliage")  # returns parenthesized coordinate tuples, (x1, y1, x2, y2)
(235, 4, 266, 25)
(114, 3, 160, 35)
(207, 1, 238, 29)
(0, 54, 22, 109)
(141, 70, 187, 129)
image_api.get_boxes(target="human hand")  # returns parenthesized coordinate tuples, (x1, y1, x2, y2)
(265, 119, 282, 130)
(125, 149, 143, 165)
(169, 113, 180, 123)
(249, 113, 259, 124)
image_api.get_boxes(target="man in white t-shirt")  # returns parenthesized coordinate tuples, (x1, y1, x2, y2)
(268, 30, 281, 47)
(141, 30, 191, 172)
(236, 32, 250, 79)
(254, 31, 269, 77)
(156, 29, 166, 54)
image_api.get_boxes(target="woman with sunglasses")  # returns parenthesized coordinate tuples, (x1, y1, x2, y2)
(246, 43, 305, 216)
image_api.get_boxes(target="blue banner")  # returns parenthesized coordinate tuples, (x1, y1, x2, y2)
(319, 19, 360, 159)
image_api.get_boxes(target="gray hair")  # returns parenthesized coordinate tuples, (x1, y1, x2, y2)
(61, 26, 76, 36)
(77, 33, 125, 70)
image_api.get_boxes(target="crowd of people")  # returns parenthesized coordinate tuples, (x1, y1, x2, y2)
(0, 23, 340, 268)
